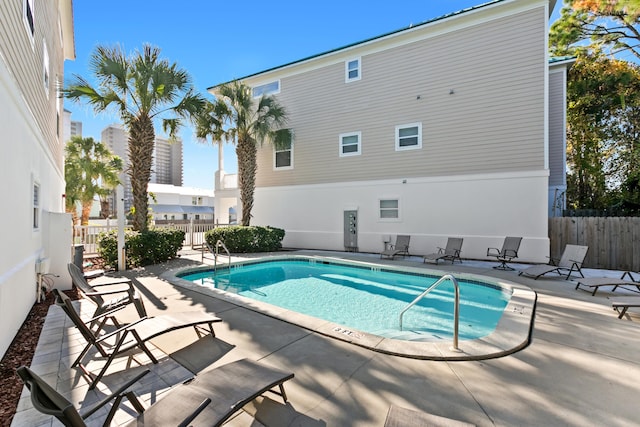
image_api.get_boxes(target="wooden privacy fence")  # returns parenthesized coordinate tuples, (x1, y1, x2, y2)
(549, 217, 640, 271)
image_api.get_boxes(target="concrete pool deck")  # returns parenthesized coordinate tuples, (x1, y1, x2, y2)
(12, 249, 640, 426)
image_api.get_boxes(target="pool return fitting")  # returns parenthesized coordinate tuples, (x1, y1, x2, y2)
(398, 274, 460, 352)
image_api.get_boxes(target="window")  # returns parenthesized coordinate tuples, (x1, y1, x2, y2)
(42, 41, 50, 96)
(395, 123, 422, 151)
(339, 132, 361, 157)
(24, 0, 35, 38)
(252, 81, 280, 98)
(192, 196, 203, 205)
(345, 58, 361, 82)
(274, 131, 293, 170)
(379, 199, 399, 220)
(33, 182, 40, 229)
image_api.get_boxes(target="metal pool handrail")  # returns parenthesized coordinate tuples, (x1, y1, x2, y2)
(214, 240, 231, 272)
(398, 274, 460, 351)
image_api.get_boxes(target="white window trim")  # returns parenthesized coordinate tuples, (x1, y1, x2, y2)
(42, 40, 50, 97)
(274, 139, 293, 170)
(345, 58, 361, 83)
(23, 0, 35, 44)
(339, 131, 362, 157)
(252, 80, 280, 98)
(395, 122, 422, 151)
(33, 180, 40, 230)
(378, 197, 401, 222)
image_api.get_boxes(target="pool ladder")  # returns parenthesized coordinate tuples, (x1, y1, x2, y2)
(212, 240, 231, 272)
(398, 274, 460, 351)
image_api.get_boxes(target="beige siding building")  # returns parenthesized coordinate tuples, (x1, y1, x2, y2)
(210, 0, 567, 262)
(0, 0, 75, 358)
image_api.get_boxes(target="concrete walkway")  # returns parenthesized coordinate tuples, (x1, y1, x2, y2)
(12, 250, 640, 426)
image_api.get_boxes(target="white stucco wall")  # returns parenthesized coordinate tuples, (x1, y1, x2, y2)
(0, 58, 69, 358)
(252, 170, 550, 263)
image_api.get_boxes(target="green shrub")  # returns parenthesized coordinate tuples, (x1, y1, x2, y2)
(205, 226, 285, 253)
(97, 228, 185, 268)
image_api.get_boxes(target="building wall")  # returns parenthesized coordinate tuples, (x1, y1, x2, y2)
(0, 0, 73, 358)
(243, 0, 552, 262)
(548, 66, 568, 216)
(251, 5, 547, 188)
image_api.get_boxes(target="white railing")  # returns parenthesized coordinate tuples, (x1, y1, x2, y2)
(74, 221, 233, 255)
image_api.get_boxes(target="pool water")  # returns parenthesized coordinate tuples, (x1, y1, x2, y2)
(182, 259, 511, 341)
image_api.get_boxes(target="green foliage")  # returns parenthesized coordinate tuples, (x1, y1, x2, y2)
(97, 228, 185, 268)
(205, 226, 285, 253)
(194, 81, 290, 226)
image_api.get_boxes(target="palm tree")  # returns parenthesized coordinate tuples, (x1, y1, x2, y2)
(196, 81, 290, 226)
(64, 44, 204, 231)
(64, 136, 123, 225)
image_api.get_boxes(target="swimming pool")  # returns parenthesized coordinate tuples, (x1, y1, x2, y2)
(166, 254, 536, 360)
(181, 259, 510, 341)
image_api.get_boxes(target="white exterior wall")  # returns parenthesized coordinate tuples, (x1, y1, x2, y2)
(253, 170, 550, 263)
(0, 56, 70, 358)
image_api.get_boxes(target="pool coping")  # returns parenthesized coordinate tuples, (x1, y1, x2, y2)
(162, 254, 536, 361)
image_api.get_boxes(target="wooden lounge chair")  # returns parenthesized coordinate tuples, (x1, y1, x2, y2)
(423, 237, 463, 264)
(574, 272, 640, 296)
(16, 358, 294, 427)
(53, 289, 221, 389)
(487, 236, 522, 271)
(381, 235, 411, 259)
(519, 244, 588, 280)
(612, 297, 640, 319)
(68, 262, 146, 322)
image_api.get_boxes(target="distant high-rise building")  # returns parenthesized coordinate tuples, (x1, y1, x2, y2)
(152, 136, 183, 186)
(101, 124, 183, 214)
(62, 109, 82, 143)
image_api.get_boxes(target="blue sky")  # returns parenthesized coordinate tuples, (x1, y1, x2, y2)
(65, 0, 563, 189)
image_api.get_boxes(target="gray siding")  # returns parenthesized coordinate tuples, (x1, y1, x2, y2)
(548, 70, 566, 187)
(253, 6, 547, 188)
(0, 0, 65, 172)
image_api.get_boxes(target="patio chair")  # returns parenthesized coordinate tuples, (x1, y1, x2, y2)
(423, 237, 463, 264)
(380, 235, 411, 259)
(518, 244, 588, 280)
(16, 358, 294, 427)
(52, 288, 221, 389)
(68, 263, 147, 324)
(486, 236, 522, 271)
(574, 271, 640, 296)
(611, 296, 640, 319)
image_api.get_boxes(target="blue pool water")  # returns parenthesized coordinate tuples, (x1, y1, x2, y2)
(181, 259, 511, 341)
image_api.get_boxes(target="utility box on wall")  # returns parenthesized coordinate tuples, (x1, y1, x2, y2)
(343, 210, 358, 252)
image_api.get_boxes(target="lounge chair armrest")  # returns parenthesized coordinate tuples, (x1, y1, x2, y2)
(80, 369, 150, 420)
(177, 398, 212, 427)
(487, 248, 500, 256)
(94, 316, 149, 344)
(83, 284, 134, 297)
(90, 278, 132, 287)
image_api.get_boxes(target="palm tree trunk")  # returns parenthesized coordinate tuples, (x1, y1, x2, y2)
(80, 201, 92, 226)
(128, 114, 155, 231)
(236, 137, 257, 226)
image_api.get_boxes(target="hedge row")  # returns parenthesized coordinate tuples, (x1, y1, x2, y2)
(205, 226, 285, 253)
(97, 228, 185, 268)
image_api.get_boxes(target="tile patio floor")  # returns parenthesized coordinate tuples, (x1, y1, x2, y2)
(10, 249, 640, 426)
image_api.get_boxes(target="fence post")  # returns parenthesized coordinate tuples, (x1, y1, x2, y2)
(190, 217, 194, 249)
